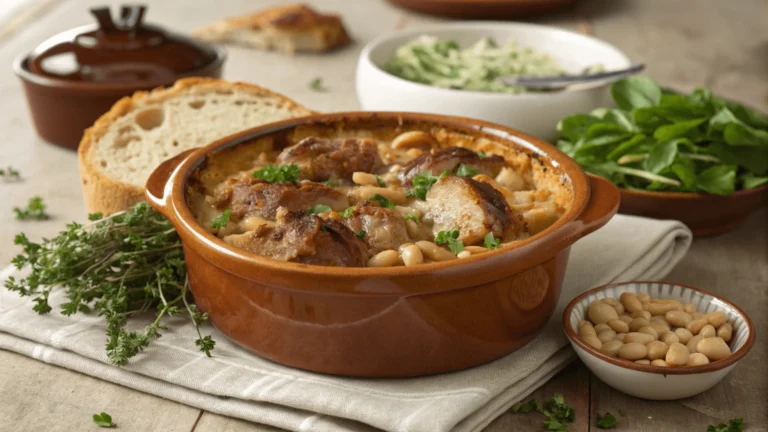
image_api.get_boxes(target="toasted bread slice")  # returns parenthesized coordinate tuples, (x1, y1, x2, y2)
(78, 77, 313, 215)
(192, 4, 351, 54)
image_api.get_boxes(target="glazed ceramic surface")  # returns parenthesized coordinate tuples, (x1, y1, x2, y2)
(619, 186, 768, 237)
(386, 0, 579, 19)
(146, 112, 620, 377)
(14, 6, 226, 150)
(564, 282, 755, 400)
(356, 22, 631, 140)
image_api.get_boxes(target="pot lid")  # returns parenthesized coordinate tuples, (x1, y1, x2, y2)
(27, 5, 218, 83)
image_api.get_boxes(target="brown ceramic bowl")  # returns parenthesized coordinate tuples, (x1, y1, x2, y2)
(145, 112, 620, 377)
(386, 0, 579, 19)
(619, 186, 768, 237)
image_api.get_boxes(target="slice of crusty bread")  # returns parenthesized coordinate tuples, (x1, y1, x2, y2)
(192, 4, 351, 54)
(78, 77, 313, 215)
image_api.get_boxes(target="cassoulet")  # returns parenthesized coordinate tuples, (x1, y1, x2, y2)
(187, 125, 571, 267)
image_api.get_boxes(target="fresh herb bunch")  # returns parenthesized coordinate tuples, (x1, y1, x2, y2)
(252, 164, 301, 183)
(708, 417, 743, 432)
(4, 202, 215, 365)
(512, 393, 576, 431)
(435, 229, 464, 254)
(13, 196, 49, 220)
(557, 76, 768, 195)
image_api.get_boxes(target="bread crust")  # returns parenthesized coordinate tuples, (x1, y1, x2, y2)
(78, 77, 313, 215)
(192, 4, 351, 53)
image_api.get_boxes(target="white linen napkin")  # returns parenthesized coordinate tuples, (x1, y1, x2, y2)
(0, 214, 691, 432)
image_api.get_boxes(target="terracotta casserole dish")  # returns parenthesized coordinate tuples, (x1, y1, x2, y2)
(145, 112, 620, 377)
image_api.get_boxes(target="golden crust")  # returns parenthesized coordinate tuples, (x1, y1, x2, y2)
(192, 4, 351, 53)
(78, 77, 313, 216)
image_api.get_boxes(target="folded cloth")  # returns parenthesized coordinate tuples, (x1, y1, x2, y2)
(0, 214, 691, 432)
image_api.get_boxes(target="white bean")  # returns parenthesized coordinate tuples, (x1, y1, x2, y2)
(705, 311, 728, 328)
(628, 318, 650, 332)
(651, 359, 668, 367)
(598, 329, 617, 343)
(646, 341, 669, 360)
(623, 332, 655, 344)
(400, 244, 424, 267)
(665, 342, 690, 366)
(578, 321, 596, 338)
(367, 250, 400, 267)
(687, 318, 708, 335)
(392, 131, 436, 150)
(697, 337, 731, 361)
(638, 326, 659, 339)
(608, 319, 629, 333)
(619, 342, 647, 360)
(600, 340, 623, 357)
(717, 323, 733, 342)
(699, 324, 716, 339)
(686, 335, 704, 353)
(620, 292, 643, 313)
(685, 353, 710, 366)
(588, 301, 619, 324)
(674, 328, 693, 344)
(635, 359, 651, 365)
(665, 310, 692, 327)
(464, 246, 490, 254)
(416, 241, 456, 262)
(582, 334, 602, 349)
(594, 323, 611, 333)
(352, 171, 380, 186)
(457, 251, 472, 259)
(660, 331, 680, 345)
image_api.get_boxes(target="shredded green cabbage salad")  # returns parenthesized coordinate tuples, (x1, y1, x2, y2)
(384, 35, 571, 93)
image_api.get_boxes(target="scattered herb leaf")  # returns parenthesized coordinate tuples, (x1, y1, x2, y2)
(478, 152, 488, 159)
(92, 412, 114, 428)
(211, 209, 231, 228)
(407, 171, 446, 200)
(484, 232, 500, 249)
(341, 207, 355, 218)
(4, 203, 215, 365)
(376, 176, 385, 187)
(356, 230, 365, 240)
(309, 77, 327, 92)
(404, 213, 420, 224)
(707, 417, 743, 432)
(596, 412, 618, 429)
(252, 164, 301, 183)
(511, 393, 575, 432)
(456, 164, 479, 177)
(13, 196, 49, 220)
(435, 229, 464, 254)
(322, 179, 339, 187)
(0, 166, 21, 180)
(371, 194, 395, 209)
(307, 204, 332, 214)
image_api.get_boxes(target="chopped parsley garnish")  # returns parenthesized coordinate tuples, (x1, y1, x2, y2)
(708, 418, 744, 432)
(307, 204, 332, 214)
(512, 393, 575, 432)
(320, 225, 330, 232)
(435, 229, 464, 254)
(93, 412, 114, 428)
(340, 207, 355, 218)
(211, 209, 231, 228)
(478, 152, 488, 159)
(406, 171, 446, 200)
(456, 164, 479, 177)
(13, 196, 49, 220)
(322, 179, 339, 187)
(252, 164, 301, 183)
(356, 230, 365, 240)
(309, 77, 327, 92)
(596, 412, 618, 429)
(404, 213, 420, 224)
(484, 232, 500, 249)
(0, 166, 21, 180)
(376, 175, 385, 187)
(371, 194, 395, 209)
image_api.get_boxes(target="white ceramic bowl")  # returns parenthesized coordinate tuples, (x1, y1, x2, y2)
(356, 22, 631, 140)
(563, 281, 754, 400)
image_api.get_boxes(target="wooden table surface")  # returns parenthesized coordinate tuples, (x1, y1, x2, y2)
(0, 0, 766, 431)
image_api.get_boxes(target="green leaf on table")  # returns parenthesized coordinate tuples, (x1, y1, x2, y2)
(653, 118, 706, 142)
(707, 417, 743, 432)
(596, 412, 618, 429)
(644, 139, 679, 173)
(93, 412, 114, 428)
(610, 76, 661, 110)
(697, 165, 737, 195)
(741, 173, 768, 189)
(723, 122, 768, 147)
(557, 114, 602, 142)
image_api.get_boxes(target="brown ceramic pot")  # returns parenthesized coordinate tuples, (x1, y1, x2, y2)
(145, 112, 620, 377)
(14, 6, 226, 150)
(619, 186, 768, 237)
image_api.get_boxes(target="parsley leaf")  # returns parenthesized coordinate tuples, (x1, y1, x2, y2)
(252, 164, 301, 183)
(356, 230, 366, 240)
(309, 77, 327, 92)
(456, 164, 479, 177)
(484, 232, 500, 249)
(435, 229, 464, 254)
(371, 194, 395, 209)
(322, 179, 339, 187)
(93, 412, 114, 428)
(340, 207, 355, 218)
(211, 209, 231, 228)
(307, 204, 332, 214)
(707, 418, 743, 432)
(478, 152, 488, 159)
(511, 393, 576, 432)
(407, 171, 446, 200)
(376, 175, 385, 187)
(596, 412, 618, 429)
(0, 166, 21, 180)
(404, 213, 420, 224)
(13, 196, 49, 220)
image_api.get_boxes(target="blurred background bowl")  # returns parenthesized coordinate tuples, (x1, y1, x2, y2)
(356, 22, 631, 141)
(386, 0, 580, 19)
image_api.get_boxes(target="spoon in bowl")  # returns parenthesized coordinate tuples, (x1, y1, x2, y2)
(497, 63, 645, 91)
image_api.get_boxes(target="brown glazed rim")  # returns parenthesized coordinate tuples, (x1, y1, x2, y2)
(563, 281, 756, 375)
(619, 184, 768, 200)
(12, 24, 227, 92)
(149, 112, 618, 293)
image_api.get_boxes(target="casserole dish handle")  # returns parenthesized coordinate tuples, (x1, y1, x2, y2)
(572, 174, 621, 239)
(145, 149, 197, 218)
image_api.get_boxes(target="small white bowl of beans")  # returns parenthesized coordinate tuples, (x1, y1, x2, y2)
(563, 281, 755, 400)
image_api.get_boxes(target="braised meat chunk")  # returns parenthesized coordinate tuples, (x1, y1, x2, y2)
(224, 208, 367, 267)
(277, 137, 382, 181)
(425, 176, 525, 244)
(218, 178, 348, 219)
(341, 205, 410, 254)
(398, 147, 505, 184)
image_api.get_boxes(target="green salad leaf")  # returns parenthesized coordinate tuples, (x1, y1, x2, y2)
(557, 76, 768, 194)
